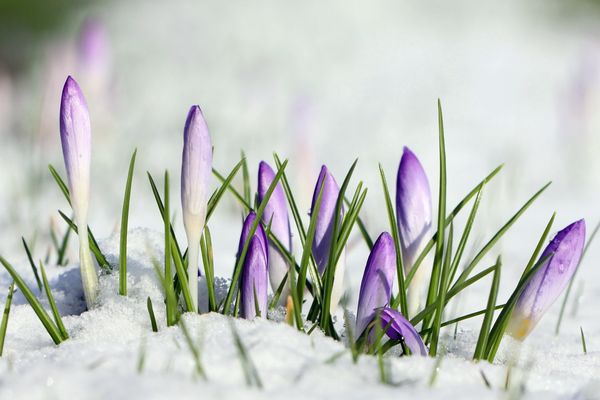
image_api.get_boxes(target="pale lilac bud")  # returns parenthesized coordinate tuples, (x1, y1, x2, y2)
(257, 161, 292, 300)
(181, 105, 213, 312)
(59, 76, 98, 308)
(355, 232, 396, 337)
(508, 219, 586, 340)
(239, 212, 269, 319)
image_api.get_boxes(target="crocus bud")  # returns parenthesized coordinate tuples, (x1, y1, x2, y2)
(59, 76, 98, 308)
(396, 147, 432, 313)
(378, 307, 428, 356)
(355, 232, 396, 338)
(181, 105, 213, 312)
(508, 219, 586, 340)
(311, 165, 345, 311)
(238, 212, 269, 319)
(257, 161, 292, 302)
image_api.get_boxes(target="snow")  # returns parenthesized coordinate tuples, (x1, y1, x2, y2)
(2, 0, 600, 398)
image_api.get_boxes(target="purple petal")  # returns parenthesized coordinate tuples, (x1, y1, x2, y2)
(60, 76, 91, 216)
(310, 165, 343, 275)
(258, 161, 292, 294)
(379, 307, 428, 356)
(237, 211, 268, 263)
(508, 219, 586, 339)
(396, 147, 432, 272)
(355, 232, 396, 337)
(181, 105, 213, 233)
(240, 235, 269, 319)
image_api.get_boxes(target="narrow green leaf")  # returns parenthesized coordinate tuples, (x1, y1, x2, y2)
(0, 256, 63, 344)
(473, 257, 501, 360)
(119, 149, 137, 296)
(164, 171, 177, 326)
(429, 221, 453, 355)
(241, 151, 252, 205)
(229, 319, 262, 388)
(580, 326, 587, 354)
(206, 159, 244, 222)
(200, 226, 217, 312)
(179, 319, 207, 380)
(425, 99, 447, 337)
(56, 222, 72, 265)
(22, 238, 42, 292)
(48, 164, 71, 206)
(39, 261, 69, 340)
(0, 283, 15, 356)
(147, 297, 158, 332)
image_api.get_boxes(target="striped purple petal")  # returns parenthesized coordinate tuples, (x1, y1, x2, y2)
(379, 306, 428, 356)
(396, 147, 432, 273)
(355, 232, 396, 337)
(240, 235, 269, 319)
(508, 219, 586, 340)
(181, 105, 213, 233)
(258, 161, 292, 298)
(310, 165, 343, 274)
(310, 165, 345, 309)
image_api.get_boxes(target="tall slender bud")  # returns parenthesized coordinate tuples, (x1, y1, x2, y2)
(238, 212, 269, 319)
(181, 105, 213, 312)
(355, 232, 396, 338)
(59, 76, 98, 308)
(508, 219, 586, 340)
(257, 161, 292, 303)
(310, 165, 345, 311)
(396, 147, 432, 313)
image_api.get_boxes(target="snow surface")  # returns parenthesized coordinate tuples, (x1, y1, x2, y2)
(2, 0, 600, 399)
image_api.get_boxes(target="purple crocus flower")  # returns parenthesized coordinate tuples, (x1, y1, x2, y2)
(508, 219, 586, 340)
(257, 161, 292, 302)
(378, 307, 428, 356)
(396, 147, 432, 312)
(311, 165, 345, 311)
(181, 105, 213, 312)
(355, 232, 396, 338)
(59, 76, 98, 308)
(238, 211, 269, 319)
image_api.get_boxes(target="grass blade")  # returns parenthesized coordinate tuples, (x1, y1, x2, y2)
(425, 99, 447, 338)
(429, 220, 452, 355)
(206, 159, 244, 222)
(164, 171, 178, 326)
(580, 326, 587, 354)
(147, 297, 158, 332)
(22, 237, 42, 292)
(179, 319, 207, 380)
(473, 257, 501, 360)
(229, 320, 262, 388)
(0, 283, 15, 356)
(39, 261, 69, 340)
(119, 149, 137, 296)
(200, 226, 217, 312)
(0, 256, 63, 344)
